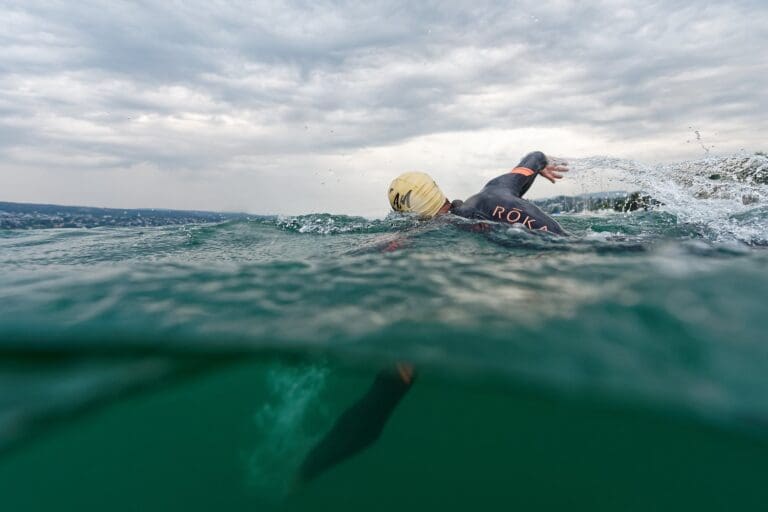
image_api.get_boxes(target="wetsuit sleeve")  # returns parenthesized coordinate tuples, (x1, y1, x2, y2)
(483, 151, 549, 198)
(296, 366, 413, 483)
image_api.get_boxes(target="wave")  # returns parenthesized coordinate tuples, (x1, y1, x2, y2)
(572, 152, 768, 245)
(2, 218, 767, 443)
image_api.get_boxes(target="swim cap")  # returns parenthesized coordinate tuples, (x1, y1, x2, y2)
(388, 172, 447, 218)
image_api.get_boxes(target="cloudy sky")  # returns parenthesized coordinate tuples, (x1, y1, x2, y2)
(1, 1, 766, 216)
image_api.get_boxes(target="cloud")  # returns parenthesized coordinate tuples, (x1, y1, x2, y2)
(0, 0, 766, 215)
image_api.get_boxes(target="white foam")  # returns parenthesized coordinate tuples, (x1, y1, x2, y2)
(572, 153, 768, 244)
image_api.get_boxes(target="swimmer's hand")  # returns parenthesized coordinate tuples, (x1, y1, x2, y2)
(541, 157, 569, 184)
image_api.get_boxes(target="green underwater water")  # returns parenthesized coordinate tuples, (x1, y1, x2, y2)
(2, 359, 768, 512)
(1, 155, 768, 511)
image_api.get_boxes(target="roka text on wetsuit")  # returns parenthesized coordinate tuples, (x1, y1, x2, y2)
(449, 151, 566, 235)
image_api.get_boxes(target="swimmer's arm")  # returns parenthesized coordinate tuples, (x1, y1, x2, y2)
(484, 151, 568, 198)
(296, 363, 414, 484)
(346, 234, 409, 254)
(350, 221, 437, 254)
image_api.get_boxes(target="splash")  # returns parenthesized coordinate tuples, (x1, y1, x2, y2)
(573, 153, 768, 245)
(275, 213, 416, 235)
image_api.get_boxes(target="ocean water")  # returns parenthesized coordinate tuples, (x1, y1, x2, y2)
(1, 154, 767, 511)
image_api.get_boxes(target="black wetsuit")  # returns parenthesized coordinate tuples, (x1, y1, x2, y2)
(450, 151, 566, 235)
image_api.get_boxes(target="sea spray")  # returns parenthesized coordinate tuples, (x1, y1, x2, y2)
(571, 153, 768, 244)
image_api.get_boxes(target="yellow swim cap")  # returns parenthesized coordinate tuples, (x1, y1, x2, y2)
(388, 172, 447, 218)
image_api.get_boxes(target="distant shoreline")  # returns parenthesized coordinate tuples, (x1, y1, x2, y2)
(0, 201, 252, 229)
(0, 192, 656, 230)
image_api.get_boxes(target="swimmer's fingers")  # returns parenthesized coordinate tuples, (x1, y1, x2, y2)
(540, 164, 569, 183)
(548, 162, 570, 173)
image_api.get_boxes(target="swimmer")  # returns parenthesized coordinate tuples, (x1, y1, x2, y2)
(389, 151, 568, 232)
(296, 152, 568, 483)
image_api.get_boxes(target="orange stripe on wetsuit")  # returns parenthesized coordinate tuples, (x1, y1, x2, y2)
(511, 166, 535, 176)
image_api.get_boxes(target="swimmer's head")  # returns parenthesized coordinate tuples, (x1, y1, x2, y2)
(388, 172, 447, 219)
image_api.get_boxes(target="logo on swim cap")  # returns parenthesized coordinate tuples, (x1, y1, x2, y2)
(388, 172, 447, 218)
(391, 189, 412, 211)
